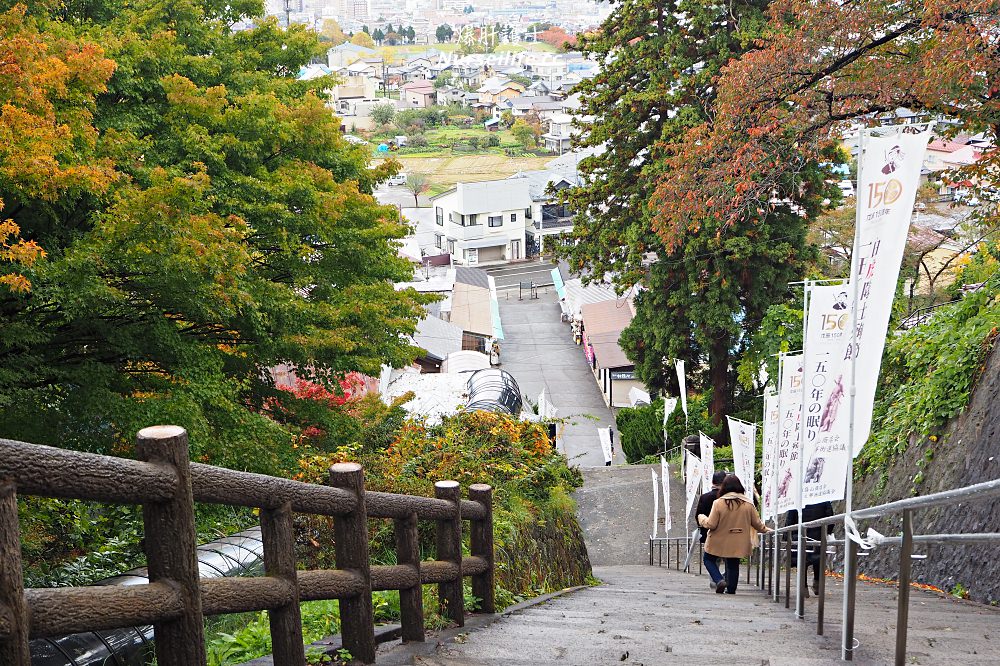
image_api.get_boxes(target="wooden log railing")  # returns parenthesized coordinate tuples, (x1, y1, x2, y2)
(0, 425, 496, 666)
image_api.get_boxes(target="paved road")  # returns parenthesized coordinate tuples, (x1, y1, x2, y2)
(373, 185, 432, 209)
(495, 290, 618, 467)
(484, 260, 557, 291)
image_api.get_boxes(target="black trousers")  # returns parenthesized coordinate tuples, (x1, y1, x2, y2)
(723, 557, 741, 593)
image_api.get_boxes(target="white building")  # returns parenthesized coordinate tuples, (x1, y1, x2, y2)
(431, 180, 533, 265)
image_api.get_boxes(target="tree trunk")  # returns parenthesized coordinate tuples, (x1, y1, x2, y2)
(708, 335, 729, 432)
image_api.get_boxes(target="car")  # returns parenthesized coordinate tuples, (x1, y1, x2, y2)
(386, 173, 408, 186)
(343, 134, 368, 145)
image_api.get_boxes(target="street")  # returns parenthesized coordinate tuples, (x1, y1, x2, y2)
(483, 260, 557, 291)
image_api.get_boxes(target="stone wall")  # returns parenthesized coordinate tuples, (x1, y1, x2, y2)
(850, 342, 1000, 604)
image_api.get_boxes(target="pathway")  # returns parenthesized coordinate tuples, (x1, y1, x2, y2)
(494, 289, 619, 467)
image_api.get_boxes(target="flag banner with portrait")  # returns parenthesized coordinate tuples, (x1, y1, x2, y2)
(801, 284, 851, 503)
(684, 450, 703, 520)
(846, 126, 933, 457)
(651, 468, 660, 538)
(761, 391, 780, 520)
(727, 417, 757, 506)
(698, 432, 715, 491)
(661, 456, 672, 532)
(776, 354, 803, 513)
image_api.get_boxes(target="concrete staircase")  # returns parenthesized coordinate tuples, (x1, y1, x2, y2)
(379, 465, 999, 665)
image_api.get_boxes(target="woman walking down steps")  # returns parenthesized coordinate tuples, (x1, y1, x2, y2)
(698, 474, 772, 594)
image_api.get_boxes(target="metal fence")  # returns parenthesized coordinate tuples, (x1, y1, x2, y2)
(0, 425, 496, 666)
(650, 477, 1000, 665)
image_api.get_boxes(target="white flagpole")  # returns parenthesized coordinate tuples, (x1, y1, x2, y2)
(796, 281, 811, 618)
(842, 127, 867, 661)
(772, 353, 785, 603)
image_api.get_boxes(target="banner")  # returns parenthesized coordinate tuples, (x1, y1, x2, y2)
(800, 284, 851, 503)
(675, 359, 688, 421)
(651, 468, 660, 538)
(684, 450, 703, 520)
(662, 397, 678, 446)
(846, 126, 933, 456)
(776, 354, 803, 513)
(727, 417, 756, 505)
(661, 456, 671, 532)
(760, 391, 780, 520)
(698, 432, 715, 491)
(598, 427, 612, 464)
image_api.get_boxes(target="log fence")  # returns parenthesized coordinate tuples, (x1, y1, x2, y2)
(0, 425, 495, 666)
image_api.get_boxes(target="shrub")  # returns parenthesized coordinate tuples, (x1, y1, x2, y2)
(617, 399, 665, 463)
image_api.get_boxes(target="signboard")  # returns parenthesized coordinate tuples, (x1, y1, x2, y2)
(776, 354, 803, 513)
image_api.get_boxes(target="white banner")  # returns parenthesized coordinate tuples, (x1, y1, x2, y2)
(684, 450, 703, 520)
(662, 397, 678, 445)
(651, 468, 660, 538)
(776, 354, 803, 513)
(698, 432, 715, 491)
(846, 126, 933, 456)
(727, 417, 756, 505)
(661, 456, 671, 532)
(598, 427, 612, 464)
(760, 392, 780, 520)
(675, 360, 688, 420)
(801, 284, 851, 503)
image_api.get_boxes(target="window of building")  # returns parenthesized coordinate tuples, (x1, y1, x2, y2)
(488, 215, 503, 227)
(510, 213, 517, 223)
(525, 207, 532, 219)
(448, 240, 456, 254)
(435, 234, 443, 249)
(469, 213, 478, 225)
(449, 212, 456, 224)
(436, 207, 443, 226)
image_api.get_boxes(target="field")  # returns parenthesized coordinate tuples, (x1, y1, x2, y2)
(378, 41, 559, 60)
(373, 154, 554, 194)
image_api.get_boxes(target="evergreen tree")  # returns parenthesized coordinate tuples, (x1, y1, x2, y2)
(561, 0, 825, 425)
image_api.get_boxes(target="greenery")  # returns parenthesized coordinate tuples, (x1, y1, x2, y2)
(857, 273, 1000, 479)
(616, 399, 664, 463)
(370, 102, 397, 127)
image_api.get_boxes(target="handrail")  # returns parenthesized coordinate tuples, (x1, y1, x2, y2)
(0, 427, 497, 666)
(651, 476, 1000, 666)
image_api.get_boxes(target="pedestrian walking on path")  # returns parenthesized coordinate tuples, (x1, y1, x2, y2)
(698, 474, 771, 594)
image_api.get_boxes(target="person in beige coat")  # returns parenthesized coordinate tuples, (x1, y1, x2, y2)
(697, 474, 771, 594)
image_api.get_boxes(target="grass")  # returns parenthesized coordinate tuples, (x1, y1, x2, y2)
(378, 41, 560, 60)
(373, 154, 553, 189)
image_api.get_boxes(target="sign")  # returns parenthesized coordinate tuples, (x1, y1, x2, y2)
(675, 360, 688, 421)
(609, 370, 636, 381)
(776, 354, 803, 513)
(598, 427, 612, 464)
(800, 284, 851, 503)
(727, 417, 756, 505)
(846, 126, 933, 457)
(661, 456, 672, 532)
(684, 450, 703, 521)
(760, 392, 780, 519)
(699, 432, 715, 491)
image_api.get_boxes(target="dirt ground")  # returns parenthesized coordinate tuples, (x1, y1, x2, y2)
(373, 154, 553, 193)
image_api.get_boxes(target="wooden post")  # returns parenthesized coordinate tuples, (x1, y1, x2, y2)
(894, 510, 913, 666)
(394, 512, 424, 642)
(136, 426, 206, 666)
(261, 501, 305, 665)
(435, 480, 464, 626)
(469, 484, 494, 614)
(329, 462, 376, 665)
(0, 481, 29, 666)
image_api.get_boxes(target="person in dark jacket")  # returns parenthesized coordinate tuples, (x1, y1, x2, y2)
(784, 501, 835, 594)
(697, 470, 728, 592)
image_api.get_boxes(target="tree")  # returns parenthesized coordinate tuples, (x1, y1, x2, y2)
(350, 31, 375, 48)
(433, 70, 454, 89)
(405, 26, 416, 44)
(372, 28, 385, 45)
(384, 23, 394, 36)
(384, 31, 401, 46)
(537, 26, 576, 50)
(560, 0, 818, 426)
(436, 24, 454, 43)
(319, 18, 347, 45)
(370, 102, 397, 127)
(500, 110, 514, 127)
(511, 119, 536, 149)
(0, 2, 429, 471)
(403, 173, 430, 207)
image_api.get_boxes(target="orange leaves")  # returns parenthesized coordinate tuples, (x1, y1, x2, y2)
(0, 215, 46, 293)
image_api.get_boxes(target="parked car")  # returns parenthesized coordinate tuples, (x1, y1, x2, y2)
(386, 173, 408, 186)
(343, 135, 368, 146)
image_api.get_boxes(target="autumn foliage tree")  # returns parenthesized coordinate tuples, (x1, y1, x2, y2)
(536, 26, 576, 50)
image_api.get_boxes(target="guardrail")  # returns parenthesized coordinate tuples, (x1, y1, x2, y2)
(653, 478, 1000, 665)
(0, 425, 496, 666)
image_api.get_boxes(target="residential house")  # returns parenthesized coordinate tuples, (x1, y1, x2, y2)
(541, 112, 575, 154)
(579, 298, 645, 408)
(431, 179, 533, 265)
(327, 43, 378, 68)
(476, 77, 526, 106)
(412, 315, 465, 373)
(508, 168, 578, 254)
(402, 79, 437, 108)
(451, 267, 503, 352)
(925, 138, 984, 173)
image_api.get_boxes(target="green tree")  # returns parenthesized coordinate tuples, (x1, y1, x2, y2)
(0, 1, 429, 471)
(436, 24, 454, 43)
(372, 28, 385, 45)
(370, 102, 397, 127)
(511, 118, 535, 149)
(403, 173, 430, 207)
(560, 0, 825, 426)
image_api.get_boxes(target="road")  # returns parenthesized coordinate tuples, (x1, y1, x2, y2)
(483, 260, 557, 292)
(495, 290, 619, 467)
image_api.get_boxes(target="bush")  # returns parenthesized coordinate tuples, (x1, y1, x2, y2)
(617, 399, 665, 463)
(484, 134, 501, 148)
(408, 133, 428, 147)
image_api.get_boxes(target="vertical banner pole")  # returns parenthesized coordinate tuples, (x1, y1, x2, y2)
(796, 282, 811, 619)
(772, 353, 784, 603)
